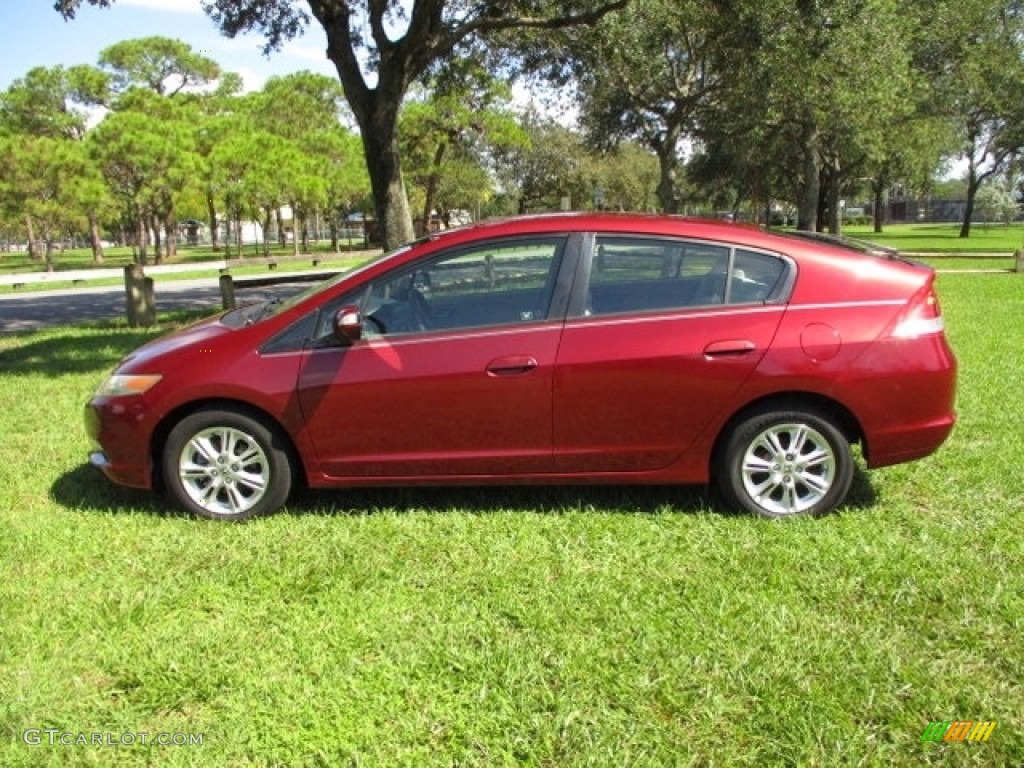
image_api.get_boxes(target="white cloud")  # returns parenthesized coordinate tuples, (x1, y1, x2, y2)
(117, 0, 204, 13)
(281, 41, 330, 65)
(231, 66, 268, 93)
(211, 37, 264, 52)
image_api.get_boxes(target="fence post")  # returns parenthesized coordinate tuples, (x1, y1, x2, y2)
(219, 273, 236, 310)
(123, 264, 155, 327)
(1015, 249, 1024, 273)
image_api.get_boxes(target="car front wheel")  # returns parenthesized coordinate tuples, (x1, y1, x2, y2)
(162, 408, 293, 521)
(717, 408, 854, 518)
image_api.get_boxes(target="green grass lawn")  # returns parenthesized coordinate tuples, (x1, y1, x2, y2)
(919, 257, 1016, 272)
(0, 275, 1021, 766)
(842, 222, 1024, 254)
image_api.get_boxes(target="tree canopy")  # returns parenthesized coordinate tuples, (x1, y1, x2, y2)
(56, 0, 629, 248)
(3, 0, 1020, 262)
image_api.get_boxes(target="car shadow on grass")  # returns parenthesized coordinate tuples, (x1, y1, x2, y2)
(52, 462, 878, 520)
(52, 464, 172, 516)
(291, 483, 725, 517)
(0, 312, 207, 376)
(291, 464, 878, 518)
(0, 330, 159, 376)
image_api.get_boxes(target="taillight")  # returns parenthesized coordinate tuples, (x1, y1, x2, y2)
(890, 283, 945, 339)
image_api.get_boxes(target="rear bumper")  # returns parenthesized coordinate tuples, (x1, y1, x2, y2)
(838, 333, 957, 468)
(863, 414, 956, 468)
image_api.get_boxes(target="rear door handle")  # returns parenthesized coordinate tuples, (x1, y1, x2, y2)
(486, 356, 539, 376)
(703, 340, 756, 358)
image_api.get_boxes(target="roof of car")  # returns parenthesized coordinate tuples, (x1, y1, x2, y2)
(422, 211, 766, 243)
(421, 213, 908, 264)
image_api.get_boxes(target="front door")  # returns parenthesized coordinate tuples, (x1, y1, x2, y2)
(297, 236, 570, 479)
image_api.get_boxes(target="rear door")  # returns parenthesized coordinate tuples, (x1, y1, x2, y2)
(553, 235, 790, 473)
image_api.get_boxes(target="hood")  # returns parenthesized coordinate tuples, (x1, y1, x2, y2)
(117, 313, 233, 371)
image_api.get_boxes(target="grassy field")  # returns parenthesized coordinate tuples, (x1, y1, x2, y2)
(842, 222, 1024, 254)
(0, 274, 1021, 766)
(918, 257, 1016, 272)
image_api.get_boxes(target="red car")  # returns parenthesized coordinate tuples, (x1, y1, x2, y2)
(84, 213, 957, 521)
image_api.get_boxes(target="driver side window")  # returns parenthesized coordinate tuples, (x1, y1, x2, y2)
(362, 237, 566, 337)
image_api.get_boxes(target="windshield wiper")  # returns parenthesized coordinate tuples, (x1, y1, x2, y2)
(241, 298, 283, 326)
(256, 298, 283, 321)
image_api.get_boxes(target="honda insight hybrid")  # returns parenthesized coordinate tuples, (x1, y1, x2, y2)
(85, 213, 957, 521)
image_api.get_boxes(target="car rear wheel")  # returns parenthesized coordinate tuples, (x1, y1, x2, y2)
(717, 408, 853, 518)
(162, 408, 292, 521)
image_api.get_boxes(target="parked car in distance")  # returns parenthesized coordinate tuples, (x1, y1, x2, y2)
(84, 213, 957, 521)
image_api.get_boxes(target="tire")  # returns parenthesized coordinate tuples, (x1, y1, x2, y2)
(716, 408, 853, 519)
(162, 408, 293, 521)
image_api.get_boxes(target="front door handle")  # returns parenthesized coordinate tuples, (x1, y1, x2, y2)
(486, 356, 539, 376)
(703, 340, 756, 358)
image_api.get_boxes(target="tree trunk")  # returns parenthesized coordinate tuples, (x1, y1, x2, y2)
(25, 215, 41, 262)
(290, 201, 301, 257)
(654, 127, 682, 214)
(826, 155, 841, 235)
(872, 176, 886, 233)
(150, 215, 163, 265)
(88, 214, 105, 263)
(422, 141, 448, 232)
(797, 125, 821, 231)
(135, 210, 148, 266)
(207, 193, 221, 251)
(329, 208, 339, 252)
(223, 198, 237, 259)
(43, 232, 56, 272)
(960, 168, 980, 238)
(276, 208, 286, 248)
(262, 206, 273, 258)
(361, 125, 415, 248)
(321, 19, 415, 249)
(656, 153, 680, 214)
(163, 210, 177, 262)
(314, 0, 628, 249)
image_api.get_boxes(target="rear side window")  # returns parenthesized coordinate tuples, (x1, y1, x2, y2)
(730, 249, 788, 304)
(584, 237, 789, 317)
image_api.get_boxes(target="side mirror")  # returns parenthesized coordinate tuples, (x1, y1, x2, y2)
(332, 305, 363, 345)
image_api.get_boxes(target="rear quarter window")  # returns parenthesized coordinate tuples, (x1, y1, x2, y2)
(730, 249, 788, 304)
(585, 236, 790, 317)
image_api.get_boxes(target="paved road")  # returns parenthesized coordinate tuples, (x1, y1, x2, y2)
(0, 276, 314, 334)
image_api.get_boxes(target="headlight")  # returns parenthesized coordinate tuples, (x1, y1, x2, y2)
(95, 374, 163, 398)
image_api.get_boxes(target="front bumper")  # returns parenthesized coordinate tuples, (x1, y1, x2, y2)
(83, 400, 153, 489)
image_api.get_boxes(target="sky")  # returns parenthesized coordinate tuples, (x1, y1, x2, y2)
(0, 0, 339, 93)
